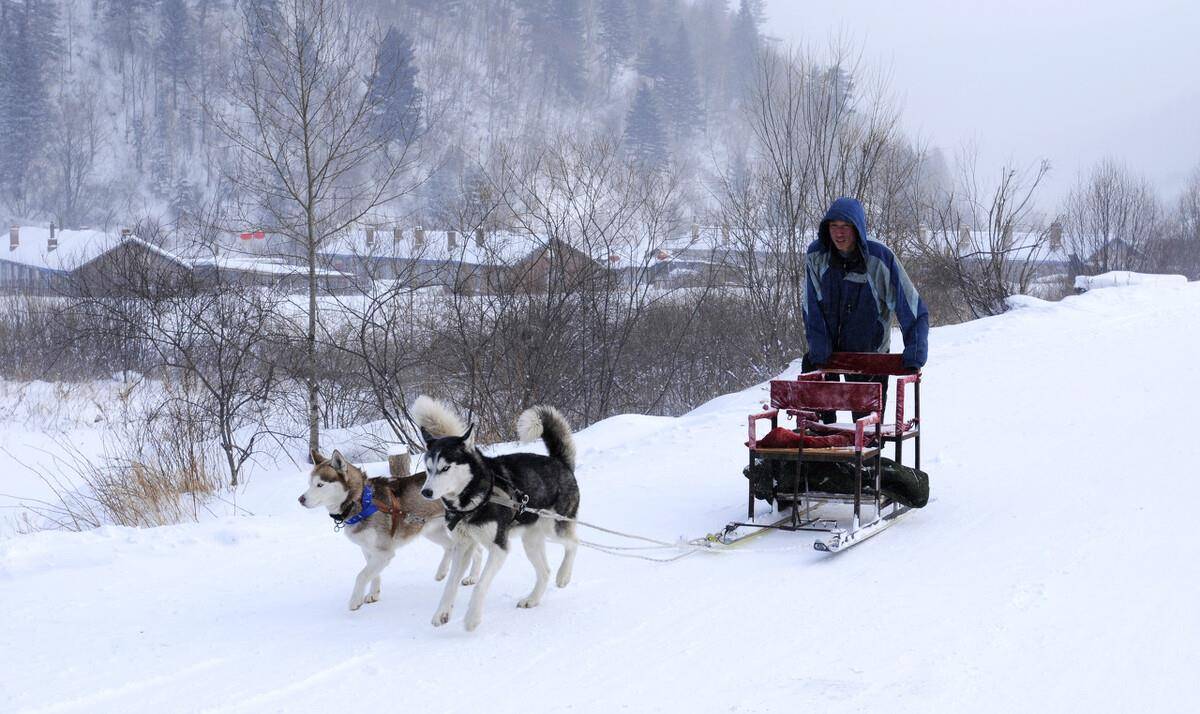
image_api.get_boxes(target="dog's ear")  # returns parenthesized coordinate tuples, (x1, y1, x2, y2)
(419, 426, 436, 446)
(330, 449, 347, 472)
(462, 423, 475, 447)
(310, 448, 325, 465)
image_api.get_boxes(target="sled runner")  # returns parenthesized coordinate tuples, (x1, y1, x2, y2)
(727, 353, 925, 553)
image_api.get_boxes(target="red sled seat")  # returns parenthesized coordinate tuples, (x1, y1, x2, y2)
(793, 352, 922, 469)
(737, 353, 924, 550)
(746, 377, 885, 524)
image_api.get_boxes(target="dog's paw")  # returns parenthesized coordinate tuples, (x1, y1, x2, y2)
(432, 608, 452, 627)
(464, 610, 483, 631)
(349, 598, 364, 611)
(556, 572, 571, 588)
(364, 592, 380, 604)
(517, 596, 540, 609)
(435, 569, 448, 582)
(461, 575, 478, 586)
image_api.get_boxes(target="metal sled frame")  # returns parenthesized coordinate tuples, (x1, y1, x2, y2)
(733, 353, 922, 552)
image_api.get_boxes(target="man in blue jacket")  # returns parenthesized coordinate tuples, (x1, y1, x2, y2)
(803, 197, 929, 419)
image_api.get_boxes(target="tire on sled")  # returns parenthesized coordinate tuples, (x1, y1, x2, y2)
(743, 457, 929, 509)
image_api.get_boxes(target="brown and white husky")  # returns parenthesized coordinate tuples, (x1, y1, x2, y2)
(299, 449, 482, 611)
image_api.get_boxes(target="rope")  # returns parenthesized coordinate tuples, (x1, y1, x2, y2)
(488, 491, 716, 560)
(485, 490, 834, 560)
(580, 540, 706, 563)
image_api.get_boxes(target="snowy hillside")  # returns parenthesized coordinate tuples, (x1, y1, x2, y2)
(2, 277, 1198, 713)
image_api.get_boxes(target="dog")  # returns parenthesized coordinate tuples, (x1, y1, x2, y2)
(299, 448, 482, 611)
(412, 395, 580, 631)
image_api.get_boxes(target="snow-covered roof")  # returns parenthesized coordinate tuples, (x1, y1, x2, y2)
(190, 253, 348, 278)
(659, 226, 738, 253)
(319, 229, 549, 266)
(1, 227, 128, 272)
(3, 226, 353, 280)
(918, 228, 1070, 263)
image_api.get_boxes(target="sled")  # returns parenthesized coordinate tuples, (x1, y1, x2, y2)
(729, 352, 923, 553)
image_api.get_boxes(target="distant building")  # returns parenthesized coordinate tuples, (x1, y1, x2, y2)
(319, 228, 612, 294)
(2, 225, 354, 296)
(1, 225, 113, 294)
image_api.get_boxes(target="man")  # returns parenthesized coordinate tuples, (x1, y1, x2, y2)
(803, 196, 928, 419)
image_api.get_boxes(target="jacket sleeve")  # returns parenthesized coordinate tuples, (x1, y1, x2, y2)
(888, 253, 929, 368)
(803, 253, 833, 365)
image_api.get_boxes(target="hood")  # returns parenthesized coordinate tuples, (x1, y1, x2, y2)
(818, 197, 869, 252)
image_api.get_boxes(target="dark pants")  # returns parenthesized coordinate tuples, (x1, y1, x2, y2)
(802, 354, 889, 423)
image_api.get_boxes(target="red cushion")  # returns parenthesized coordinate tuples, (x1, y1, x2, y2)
(751, 427, 853, 449)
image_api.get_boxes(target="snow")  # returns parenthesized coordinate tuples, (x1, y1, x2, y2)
(1073, 270, 1188, 291)
(1, 227, 121, 272)
(189, 253, 347, 278)
(2, 278, 1199, 712)
(320, 229, 549, 266)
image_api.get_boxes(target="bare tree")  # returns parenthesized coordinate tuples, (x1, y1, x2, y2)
(67, 240, 287, 487)
(45, 82, 106, 229)
(211, 0, 424, 456)
(1062, 157, 1161, 273)
(716, 41, 911, 362)
(915, 150, 1052, 319)
(1156, 164, 1200, 278)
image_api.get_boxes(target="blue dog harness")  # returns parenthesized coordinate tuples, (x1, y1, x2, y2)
(333, 485, 378, 530)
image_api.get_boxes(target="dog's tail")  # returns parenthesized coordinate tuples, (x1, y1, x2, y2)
(412, 395, 470, 440)
(517, 406, 576, 470)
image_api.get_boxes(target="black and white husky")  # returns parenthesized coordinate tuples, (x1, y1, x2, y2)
(412, 396, 580, 632)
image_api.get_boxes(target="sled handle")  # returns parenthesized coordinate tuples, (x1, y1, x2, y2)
(747, 409, 778, 448)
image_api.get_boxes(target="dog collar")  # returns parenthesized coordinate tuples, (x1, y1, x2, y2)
(333, 485, 378, 529)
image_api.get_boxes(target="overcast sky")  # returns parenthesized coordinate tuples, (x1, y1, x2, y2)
(761, 0, 1200, 213)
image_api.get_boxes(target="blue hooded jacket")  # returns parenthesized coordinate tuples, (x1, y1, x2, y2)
(803, 197, 929, 368)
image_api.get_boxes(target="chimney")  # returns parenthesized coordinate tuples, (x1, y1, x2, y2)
(475, 227, 485, 247)
(721, 225, 730, 243)
(9, 225, 17, 251)
(414, 226, 425, 248)
(691, 223, 700, 242)
(365, 226, 376, 247)
(392, 227, 403, 245)
(1001, 223, 1013, 249)
(1049, 221, 1063, 252)
(47, 222, 57, 251)
(957, 224, 971, 251)
(447, 230, 457, 250)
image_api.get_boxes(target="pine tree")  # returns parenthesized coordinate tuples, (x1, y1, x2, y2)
(367, 26, 423, 144)
(597, 0, 634, 71)
(663, 23, 704, 140)
(100, 0, 155, 58)
(635, 35, 669, 86)
(522, 0, 586, 100)
(158, 0, 197, 110)
(728, 0, 761, 100)
(824, 65, 854, 114)
(0, 0, 59, 201)
(171, 176, 196, 219)
(623, 84, 668, 169)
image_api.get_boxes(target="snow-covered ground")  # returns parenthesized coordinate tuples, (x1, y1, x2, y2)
(2, 277, 1197, 713)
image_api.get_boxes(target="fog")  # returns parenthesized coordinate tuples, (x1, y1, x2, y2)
(763, 0, 1200, 210)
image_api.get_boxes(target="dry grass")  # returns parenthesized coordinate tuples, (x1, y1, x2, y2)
(10, 410, 227, 532)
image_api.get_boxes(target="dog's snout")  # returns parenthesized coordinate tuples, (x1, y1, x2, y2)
(298, 495, 306, 506)
(421, 488, 433, 499)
